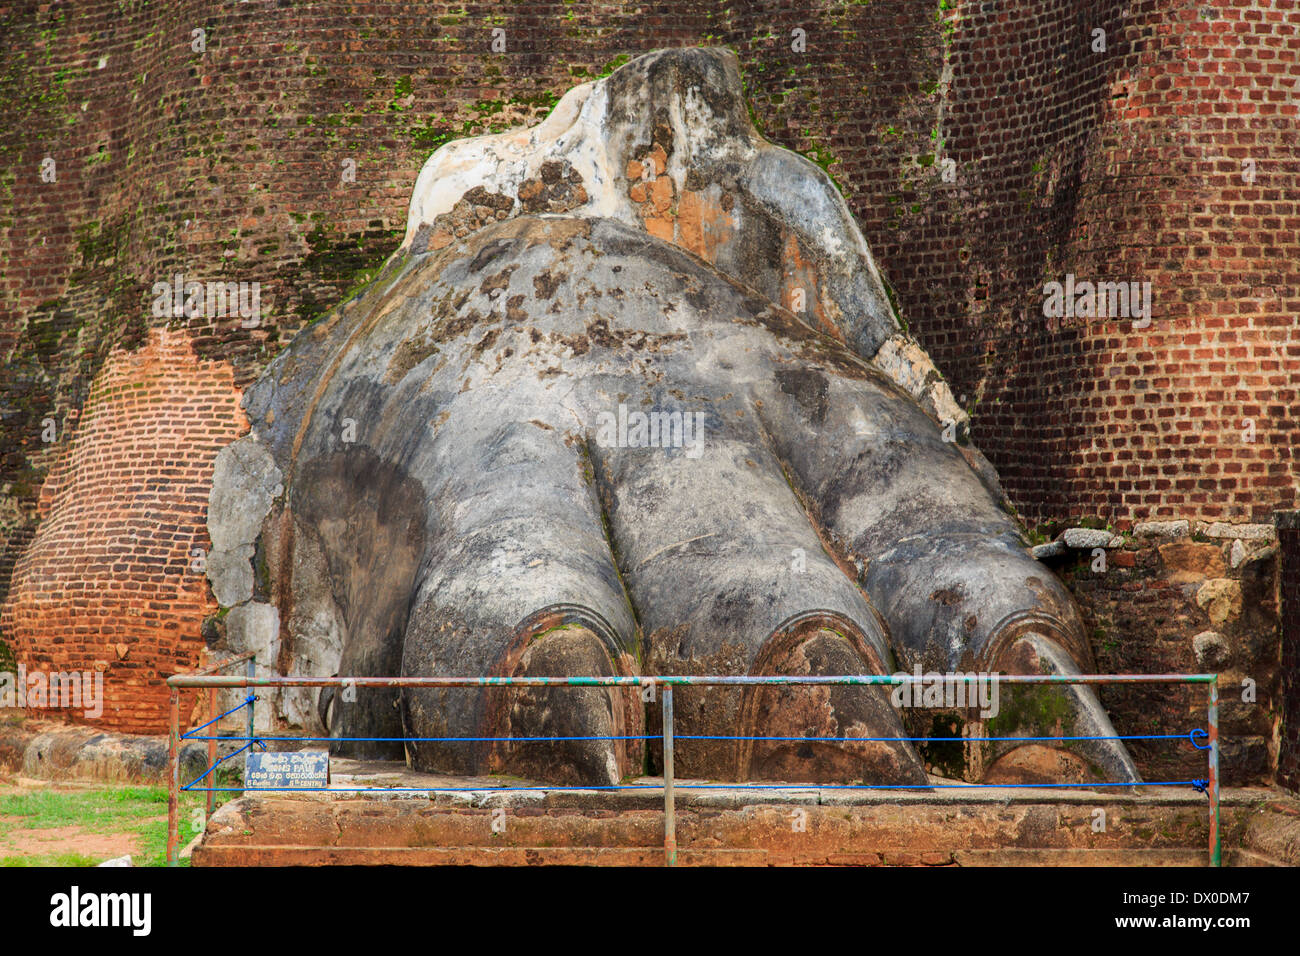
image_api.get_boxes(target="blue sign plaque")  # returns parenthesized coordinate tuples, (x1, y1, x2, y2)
(244, 750, 330, 790)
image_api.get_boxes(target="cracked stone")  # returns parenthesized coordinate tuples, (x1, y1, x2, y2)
(1192, 630, 1229, 670)
(1196, 579, 1243, 626)
(1060, 528, 1121, 550)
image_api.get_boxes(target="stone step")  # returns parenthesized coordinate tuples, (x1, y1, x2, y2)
(953, 848, 1210, 867)
(205, 799, 1230, 850)
(194, 845, 763, 866)
(194, 842, 1232, 867)
(195, 792, 1252, 866)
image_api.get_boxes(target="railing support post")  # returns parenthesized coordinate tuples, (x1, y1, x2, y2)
(1208, 676, 1221, 867)
(246, 656, 256, 745)
(662, 683, 676, 867)
(166, 688, 179, 866)
(206, 688, 217, 818)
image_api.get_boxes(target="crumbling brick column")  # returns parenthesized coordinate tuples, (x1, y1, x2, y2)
(0, 329, 247, 734)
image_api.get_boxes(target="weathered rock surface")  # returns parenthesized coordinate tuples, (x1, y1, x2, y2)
(1203, 522, 1274, 541)
(193, 781, 1287, 867)
(401, 46, 972, 439)
(1060, 528, 1123, 550)
(209, 48, 1139, 787)
(1132, 520, 1190, 540)
(0, 718, 213, 782)
(1192, 630, 1229, 670)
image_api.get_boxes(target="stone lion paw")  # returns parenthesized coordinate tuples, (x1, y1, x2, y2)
(206, 48, 1139, 789)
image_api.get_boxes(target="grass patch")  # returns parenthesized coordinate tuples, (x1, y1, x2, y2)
(0, 784, 228, 867)
(1, 852, 101, 867)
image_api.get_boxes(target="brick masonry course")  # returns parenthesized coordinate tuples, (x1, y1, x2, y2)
(0, 1, 1295, 781)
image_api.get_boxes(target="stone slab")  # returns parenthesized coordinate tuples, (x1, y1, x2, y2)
(193, 759, 1293, 867)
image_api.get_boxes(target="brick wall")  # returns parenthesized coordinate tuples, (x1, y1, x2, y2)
(0, 328, 246, 733)
(1059, 522, 1279, 785)
(873, 0, 1300, 527)
(0, 1, 1294, 745)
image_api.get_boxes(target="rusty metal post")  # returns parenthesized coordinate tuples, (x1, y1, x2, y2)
(1208, 676, 1221, 867)
(663, 683, 676, 867)
(206, 687, 216, 818)
(166, 688, 179, 865)
(246, 656, 256, 747)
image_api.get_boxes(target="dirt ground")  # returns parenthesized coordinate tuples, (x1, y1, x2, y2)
(0, 772, 173, 866)
(0, 823, 144, 859)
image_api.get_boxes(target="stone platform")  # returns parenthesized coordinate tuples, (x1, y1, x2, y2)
(192, 759, 1299, 866)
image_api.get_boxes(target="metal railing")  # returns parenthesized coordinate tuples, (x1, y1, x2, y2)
(165, 669, 1222, 866)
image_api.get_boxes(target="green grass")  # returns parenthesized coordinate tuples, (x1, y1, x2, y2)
(0, 785, 228, 867)
(1, 852, 100, 867)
